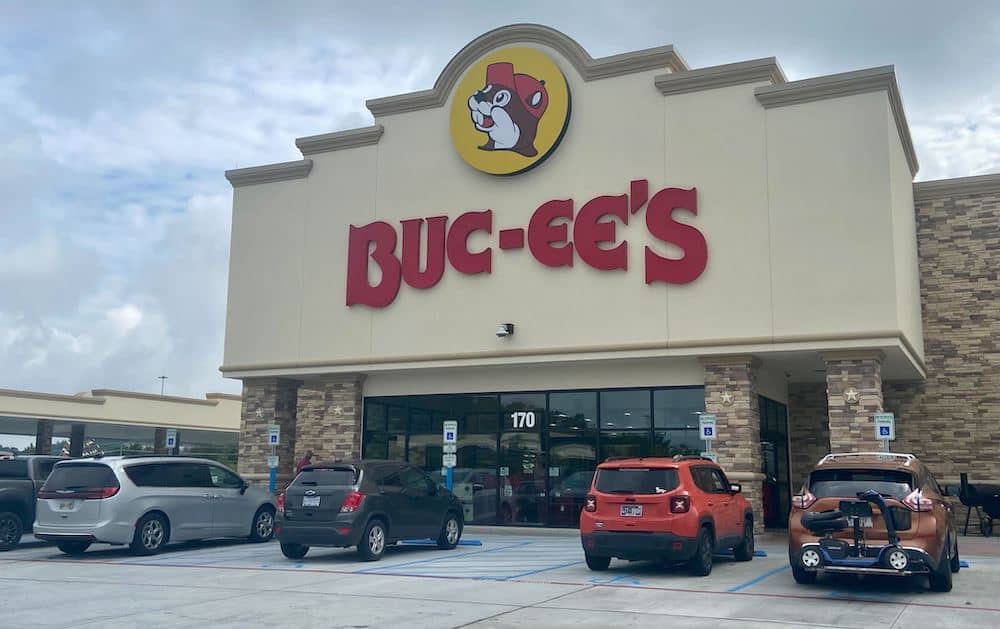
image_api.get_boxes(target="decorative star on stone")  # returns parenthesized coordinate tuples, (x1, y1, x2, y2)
(720, 392, 734, 406)
(844, 387, 860, 403)
(333, 405, 344, 417)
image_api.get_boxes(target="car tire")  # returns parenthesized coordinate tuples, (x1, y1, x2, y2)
(56, 541, 91, 555)
(248, 506, 275, 543)
(0, 511, 24, 552)
(130, 513, 168, 556)
(358, 519, 386, 562)
(585, 553, 611, 571)
(688, 527, 714, 576)
(280, 543, 309, 559)
(733, 520, 754, 561)
(950, 536, 961, 573)
(437, 513, 462, 550)
(928, 537, 953, 592)
(791, 564, 817, 584)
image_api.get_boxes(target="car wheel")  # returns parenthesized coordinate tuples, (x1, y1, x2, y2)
(358, 519, 386, 561)
(437, 514, 462, 550)
(249, 506, 275, 542)
(688, 527, 714, 576)
(733, 520, 754, 561)
(0, 511, 24, 552)
(130, 513, 168, 556)
(56, 541, 91, 555)
(980, 516, 993, 538)
(950, 536, 961, 573)
(928, 537, 953, 592)
(791, 564, 817, 584)
(585, 553, 611, 571)
(280, 543, 308, 559)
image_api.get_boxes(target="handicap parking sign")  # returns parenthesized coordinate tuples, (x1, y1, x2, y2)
(879, 426, 891, 437)
(446, 431, 455, 441)
(702, 426, 715, 438)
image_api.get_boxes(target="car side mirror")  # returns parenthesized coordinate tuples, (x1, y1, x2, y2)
(730, 483, 742, 494)
(240, 480, 249, 495)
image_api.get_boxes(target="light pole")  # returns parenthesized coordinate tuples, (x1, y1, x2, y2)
(158, 376, 168, 396)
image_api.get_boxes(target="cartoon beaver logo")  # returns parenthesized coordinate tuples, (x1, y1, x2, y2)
(467, 62, 549, 157)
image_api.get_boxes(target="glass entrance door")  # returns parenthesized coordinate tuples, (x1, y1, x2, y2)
(499, 394, 547, 526)
(759, 396, 791, 528)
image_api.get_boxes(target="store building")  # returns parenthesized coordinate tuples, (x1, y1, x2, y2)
(223, 25, 999, 531)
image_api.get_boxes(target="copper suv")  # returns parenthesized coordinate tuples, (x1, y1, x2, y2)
(789, 452, 959, 592)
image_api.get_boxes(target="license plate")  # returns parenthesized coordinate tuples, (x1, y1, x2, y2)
(57, 501, 75, 511)
(302, 496, 321, 507)
(620, 504, 643, 517)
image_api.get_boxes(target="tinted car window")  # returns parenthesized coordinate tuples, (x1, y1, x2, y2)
(126, 463, 169, 487)
(162, 463, 211, 488)
(708, 469, 729, 493)
(690, 467, 714, 493)
(36, 459, 57, 479)
(402, 467, 435, 495)
(810, 468, 913, 499)
(0, 460, 28, 478)
(208, 466, 243, 489)
(595, 468, 679, 494)
(293, 467, 359, 487)
(43, 463, 118, 490)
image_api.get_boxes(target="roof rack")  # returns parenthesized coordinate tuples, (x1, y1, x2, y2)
(819, 452, 916, 466)
(672, 455, 716, 463)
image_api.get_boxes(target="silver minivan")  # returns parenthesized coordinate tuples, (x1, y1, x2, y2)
(33, 456, 276, 555)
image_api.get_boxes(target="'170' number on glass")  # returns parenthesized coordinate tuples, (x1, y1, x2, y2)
(510, 411, 536, 429)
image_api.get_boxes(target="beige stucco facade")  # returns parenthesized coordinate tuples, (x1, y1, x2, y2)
(221, 25, 998, 532)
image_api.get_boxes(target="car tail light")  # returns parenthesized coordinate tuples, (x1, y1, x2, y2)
(38, 487, 119, 500)
(670, 495, 690, 514)
(903, 488, 932, 512)
(340, 491, 365, 513)
(276, 492, 285, 515)
(584, 495, 597, 512)
(792, 491, 817, 509)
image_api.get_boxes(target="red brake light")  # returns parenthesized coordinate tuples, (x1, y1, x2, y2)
(39, 487, 118, 500)
(276, 492, 286, 514)
(792, 490, 817, 509)
(340, 491, 365, 513)
(903, 489, 932, 512)
(670, 495, 690, 513)
(584, 495, 597, 512)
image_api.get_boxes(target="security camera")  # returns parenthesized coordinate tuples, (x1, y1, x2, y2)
(496, 323, 514, 338)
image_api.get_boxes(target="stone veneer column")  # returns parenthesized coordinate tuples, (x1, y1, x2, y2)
(823, 351, 884, 453)
(702, 356, 765, 534)
(35, 420, 53, 456)
(294, 374, 365, 463)
(238, 378, 299, 490)
(787, 383, 830, 490)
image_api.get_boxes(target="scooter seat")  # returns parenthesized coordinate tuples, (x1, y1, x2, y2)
(802, 510, 849, 533)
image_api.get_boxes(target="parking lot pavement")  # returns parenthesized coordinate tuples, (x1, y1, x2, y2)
(1, 534, 998, 628)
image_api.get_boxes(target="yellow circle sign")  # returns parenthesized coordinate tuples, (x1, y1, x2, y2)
(449, 47, 571, 176)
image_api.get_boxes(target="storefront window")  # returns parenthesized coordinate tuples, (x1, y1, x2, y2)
(600, 390, 651, 430)
(363, 386, 704, 527)
(548, 392, 598, 527)
(653, 388, 704, 429)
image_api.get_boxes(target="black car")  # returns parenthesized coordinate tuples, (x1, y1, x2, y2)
(276, 460, 464, 561)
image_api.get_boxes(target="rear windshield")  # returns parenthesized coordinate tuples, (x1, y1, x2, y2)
(293, 467, 358, 487)
(596, 468, 679, 494)
(809, 468, 913, 500)
(0, 460, 28, 479)
(43, 463, 119, 491)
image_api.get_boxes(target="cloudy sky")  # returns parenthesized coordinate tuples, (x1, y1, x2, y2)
(1, 1, 998, 401)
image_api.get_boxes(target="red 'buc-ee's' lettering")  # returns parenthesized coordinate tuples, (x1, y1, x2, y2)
(345, 181, 708, 308)
(644, 187, 708, 284)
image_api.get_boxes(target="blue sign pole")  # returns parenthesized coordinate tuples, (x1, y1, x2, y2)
(269, 466, 277, 494)
(446, 466, 453, 492)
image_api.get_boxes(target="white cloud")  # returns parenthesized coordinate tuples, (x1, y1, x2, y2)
(911, 92, 1000, 180)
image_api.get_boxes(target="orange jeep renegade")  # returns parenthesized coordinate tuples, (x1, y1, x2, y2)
(580, 455, 754, 576)
(789, 452, 959, 592)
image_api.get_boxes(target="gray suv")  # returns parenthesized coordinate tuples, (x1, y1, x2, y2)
(33, 457, 276, 555)
(277, 460, 464, 561)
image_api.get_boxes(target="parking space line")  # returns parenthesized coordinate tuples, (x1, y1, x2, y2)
(506, 559, 585, 579)
(726, 564, 790, 592)
(355, 540, 535, 573)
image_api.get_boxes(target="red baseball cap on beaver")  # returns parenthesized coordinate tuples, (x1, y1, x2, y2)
(485, 62, 549, 119)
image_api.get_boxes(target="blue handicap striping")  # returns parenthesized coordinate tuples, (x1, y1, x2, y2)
(505, 559, 586, 579)
(398, 539, 484, 547)
(726, 564, 790, 592)
(960, 560, 970, 568)
(355, 539, 535, 573)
